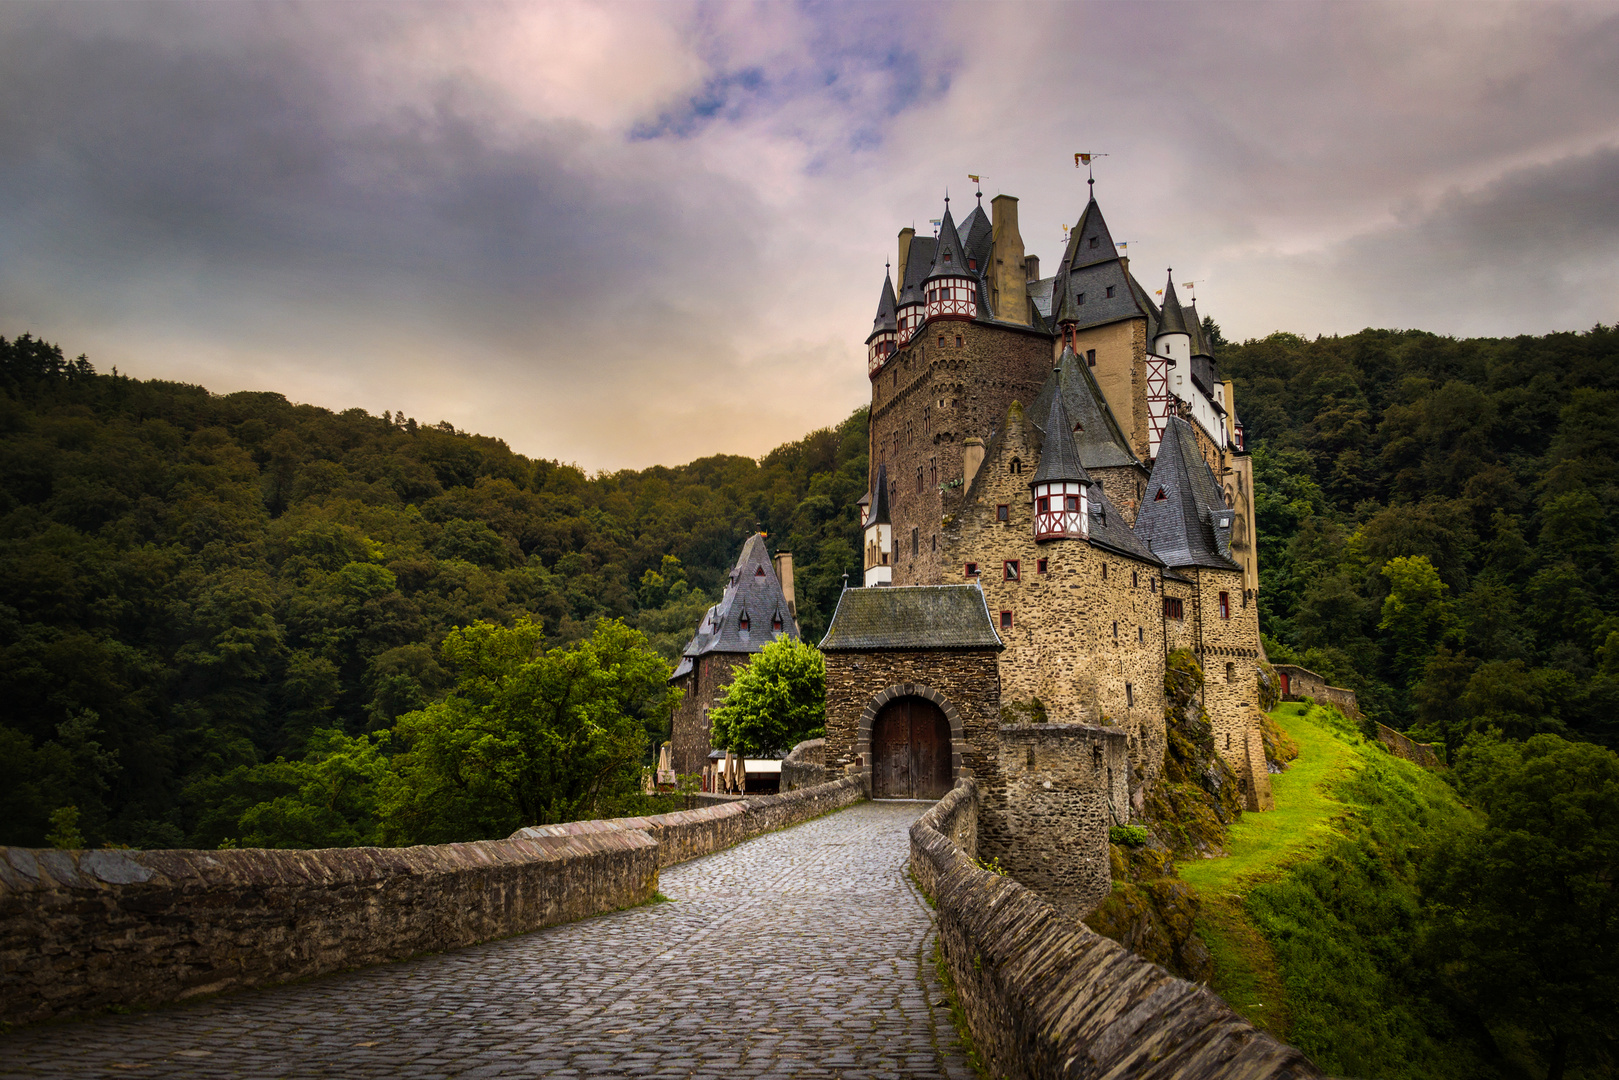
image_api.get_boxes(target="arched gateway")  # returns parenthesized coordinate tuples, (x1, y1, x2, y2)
(871, 696, 953, 799)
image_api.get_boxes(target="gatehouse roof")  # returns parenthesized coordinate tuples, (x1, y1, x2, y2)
(819, 584, 1004, 652)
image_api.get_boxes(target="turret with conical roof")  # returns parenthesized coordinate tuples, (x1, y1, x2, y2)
(923, 202, 978, 322)
(866, 270, 898, 376)
(863, 462, 893, 587)
(1153, 271, 1192, 367)
(1030, 391, 1092, 541)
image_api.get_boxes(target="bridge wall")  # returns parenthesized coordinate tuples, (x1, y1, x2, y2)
(1, 777, 866, 1026)
(516, 775, 867, 866)
(0, 831, 657, 1026)
(910, 780, 1323, 1080)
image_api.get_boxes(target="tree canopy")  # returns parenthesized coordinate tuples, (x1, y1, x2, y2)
(709, 635, 826, 758)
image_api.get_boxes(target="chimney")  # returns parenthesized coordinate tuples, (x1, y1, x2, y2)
(1024, 254, 1040, 282)
(990, 195, 1029, 326)
(773, 550, 796, 623)
(897, 227, 916, 292)
(962, 437, 986, 490)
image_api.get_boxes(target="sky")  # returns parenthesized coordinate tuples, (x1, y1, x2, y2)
(2, 1, 1617, 471)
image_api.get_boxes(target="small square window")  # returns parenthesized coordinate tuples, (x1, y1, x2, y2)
(996, 503, 1010, 522)
(955, 334, 963, 347)
(1065, 495, 1079, 511)
(1036, 558, 1048, 574)
(1089, 236, 1099, 249)
(1105, 285, 1116, 298)
(939, 335, 947, 347)
(1077, 292, 1085, 305)
(1163, 597, 1184, 620)
(1036, 495, 1049, 514)
(1000, 610, 1013, 631)
(965, 562, 979, 577)
(1004, 560, 1020, 581)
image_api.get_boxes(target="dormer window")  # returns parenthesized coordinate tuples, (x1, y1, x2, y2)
(772, 615, 783, 632)
(968, 259, 977, 271)
(1077, 293, 1085, 305)
(755, 566, 766, 577)
(739, 613, 750, 630)
(1105, 285, 1116, 298)
(943, 251, 952, 264)
(1089, 237, 1099, 249)
(1155, 488, 1167, 501)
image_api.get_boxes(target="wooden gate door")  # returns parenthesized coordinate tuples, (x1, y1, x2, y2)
(871, 697, 952, 799)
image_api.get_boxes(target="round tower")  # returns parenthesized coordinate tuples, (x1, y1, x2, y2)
(1030, 391, 1093, 541)
(867, 268, 899, 376)
(924, 203, 977, 323)
(1153, 271, 1191, 366)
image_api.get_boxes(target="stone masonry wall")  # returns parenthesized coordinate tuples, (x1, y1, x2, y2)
(0, 831, 657, 1025)
(910, 781, 1323, 1080)
(516, 775, 866, 868)
(983, 724, 1130, 921)
(823, 647, 1002, 787)
(3, 777, 866, 1026)
(1376, 724, 1444, 769)
(670, 652, 748, 775)
(869, 320, 1054, 589)
(940, 405, 1167, 794)
(1069, 318, 1150, 462)
(780, 738, 828, 791)
(1188, 565, 1269, 809)
(1274, 664, 1361, 717)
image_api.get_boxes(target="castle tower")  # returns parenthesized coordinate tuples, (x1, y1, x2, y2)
(866, 270, 898, 377)
(1026, 346, 1150, 525)
(1030, 392, 1092, 540)
(923, 204, 978, 322)
(863, 462, 893, 587)
(1154, 273, 1191, 366)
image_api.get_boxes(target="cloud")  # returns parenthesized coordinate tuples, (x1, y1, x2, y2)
(1, 1, 1616, 468)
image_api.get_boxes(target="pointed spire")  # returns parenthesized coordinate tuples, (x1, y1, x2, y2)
(925, 205, 970, 282)
(1066, 197, 1119, 271)
(1158, 271, 1188, 336)
(1136, 416, 1238, 571)
(1185, 301, 1211, 358)
(1031, 391, 1093, 487)
(868, 462, 891, 526)
(870, 269, 898, 337)
(1029, 347, 1138, 470)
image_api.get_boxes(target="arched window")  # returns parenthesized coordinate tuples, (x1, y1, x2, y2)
(1010, 457, 1022, 475)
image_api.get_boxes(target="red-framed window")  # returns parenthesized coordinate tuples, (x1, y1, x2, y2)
(996, 504, 1009, 522)
(1219, 592, 1231, 619)
(1004, 560, 1020, 581)
(1036, 558, 1048, 574)
(1164, 597, 1184, 620)
(772, 615, 783, 632)
(964, 562, 979, 577)
(1000, 610, 1013, 631)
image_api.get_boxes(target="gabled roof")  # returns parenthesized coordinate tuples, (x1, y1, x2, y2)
(1134, 416, 1240, 571)
(671, 533, 800, 672)
(1157, 275, 1188, 336)
(925, 206, 971, 282)
(1030, 390, 1093, 486)
(1089, 485, 1163, 565)
(820, 584, 1004, 652)
(868, 461, 891, 526)
(1027, 348, 1140, 471)
(869, 272, 898, 340)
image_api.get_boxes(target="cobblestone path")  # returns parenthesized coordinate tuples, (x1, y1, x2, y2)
(1, 801, 971, 1080)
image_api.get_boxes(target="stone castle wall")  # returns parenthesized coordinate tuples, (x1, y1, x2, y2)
(910, 780, 1324, 1080)
(940, 406, 1167, 791)
(1375, 723, 1444, 769)
(669, 652, 748, 775)
(780, 738, 828, 791)
(982, 724, 1130, 920)
(823, 647, 1002, 787)
(1069, 318, 1150, 461)
(868, 320, 1054, 589)
(1274, 663, 1361, 717)
(2, 778, 866, 1026)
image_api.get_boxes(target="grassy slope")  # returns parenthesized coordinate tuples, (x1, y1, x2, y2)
(1179, 703, 1490, 1080)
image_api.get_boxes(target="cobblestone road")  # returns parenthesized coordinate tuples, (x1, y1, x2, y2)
(1, 801, 971, 1080)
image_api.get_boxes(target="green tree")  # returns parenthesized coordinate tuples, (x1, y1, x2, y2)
(378, 618, 676, 843)
(1379, 555, 1454, 689)
(232, 729, 389, 849)
(1421, 735, 1619, 1080)
(709, 636, 826, 758)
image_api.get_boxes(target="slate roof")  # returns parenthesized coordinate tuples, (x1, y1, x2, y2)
(868, 461, 891, 526)
(869, 272, 897, 340)
(959, 202, 993, 270)
(1028, 276, 1056, 320)
(1185, 301, 1209, 358)
(925, 206, 972, 283)
(1030, 391, 1093, 486)
(670, 533, 800, 677)
(1026, 348, 1140, 471)
(1158, 276, 1189, 336)
(819, 584, 1004, 652)
(1089, 486, 1163, 565)
(1134, 416, 1240, 571)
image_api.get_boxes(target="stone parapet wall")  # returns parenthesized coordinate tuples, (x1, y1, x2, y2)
(0, 831, 657, 1026)
(1273, 664, 1360, 717)
(3, 777, 867, 1026)
(516, 776, 868, 869)
(780, 738, 828, 791)
(983, 724, 1129, 920)
(910, 781, 1323, 1079)
(1376, 723, 1444, 769)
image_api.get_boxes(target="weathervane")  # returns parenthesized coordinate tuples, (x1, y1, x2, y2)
(1075, 152, 1108, 192)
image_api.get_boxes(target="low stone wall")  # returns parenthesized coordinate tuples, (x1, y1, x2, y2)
(780, 738, 828, 792)
(0, 831, 657, 1026)
(911, 781, 1323, 1080)
(517, 775, 867, 868)
(2, 777, 867, 1027)
(1274, 664, 1360, 717)
(1376, 723, 1444, 769)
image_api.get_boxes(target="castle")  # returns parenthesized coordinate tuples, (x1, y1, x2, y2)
(672, 181, 1274, 899)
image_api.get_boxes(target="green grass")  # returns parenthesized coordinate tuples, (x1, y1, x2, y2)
(1179, 703, 1494, 1080)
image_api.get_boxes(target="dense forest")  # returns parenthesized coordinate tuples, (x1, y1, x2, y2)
(4, 322, 1619, 851)
(1222, 323, 1619, 752)
(0, 334, 867, 848)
